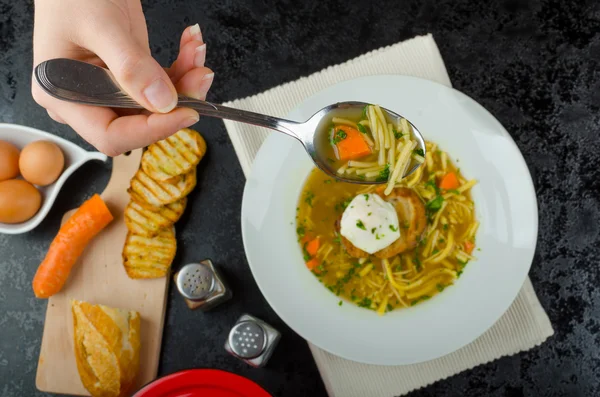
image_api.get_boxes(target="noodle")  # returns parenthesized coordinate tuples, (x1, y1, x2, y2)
(297, 139, 478, 314)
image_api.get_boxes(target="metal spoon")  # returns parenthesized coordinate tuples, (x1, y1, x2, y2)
(34, 58, 425, 184)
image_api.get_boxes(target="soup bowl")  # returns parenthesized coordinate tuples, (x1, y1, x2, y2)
(241, 75, 537, 365)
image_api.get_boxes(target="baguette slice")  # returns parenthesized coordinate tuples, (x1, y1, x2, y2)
(141, 128, 206, 181)
(129, 167, 196, 207)
(122, 227, 177, 279)
(124, 197, 186, 237)
(71, 300, 140, 397)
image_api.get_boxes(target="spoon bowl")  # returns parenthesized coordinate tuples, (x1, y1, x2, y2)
(35, 59, 425, 184)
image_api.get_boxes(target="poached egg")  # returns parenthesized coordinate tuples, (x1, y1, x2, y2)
(340, 193, 401, 254)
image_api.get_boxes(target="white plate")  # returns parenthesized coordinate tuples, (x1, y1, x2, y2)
(0, 124, 107, 234)
(241, 75, 538, 365)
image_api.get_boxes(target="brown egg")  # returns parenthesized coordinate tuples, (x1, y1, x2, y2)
(19, 140, 65, 186)
(0, 179, 42, 224)
(0, 140, 20, 182)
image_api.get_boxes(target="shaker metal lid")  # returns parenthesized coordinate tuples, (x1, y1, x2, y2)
(228, 321, 267, 359)
(176, 263, 215, 301)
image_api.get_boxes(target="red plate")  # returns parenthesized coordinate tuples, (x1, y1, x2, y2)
(133, 369, 272, 397)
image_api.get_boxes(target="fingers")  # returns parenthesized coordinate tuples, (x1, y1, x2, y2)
(32, 84, 199, 156)
(47, 110, 66, 124)
(180, 24, 203, 49)
(168, 24, 206, 83)
(175, 67, 214, 100)
(81, 23, 178, 114)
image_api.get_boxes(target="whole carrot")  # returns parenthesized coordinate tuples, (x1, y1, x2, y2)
(32, 194, 113, 298)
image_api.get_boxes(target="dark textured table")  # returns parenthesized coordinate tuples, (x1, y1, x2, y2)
(1, 1, 599, 396)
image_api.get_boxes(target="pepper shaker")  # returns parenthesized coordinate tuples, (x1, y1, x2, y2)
(224, 314, 281, 368)
(174, 259, 232, 311)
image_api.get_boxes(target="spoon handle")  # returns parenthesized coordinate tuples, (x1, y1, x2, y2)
(35, 59, 303, 140)
(178, 98, 302, 139)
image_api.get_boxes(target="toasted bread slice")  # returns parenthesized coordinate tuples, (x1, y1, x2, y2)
(124, 198, 187, 237)
(129, 167, 196, 207)
(122, 227, 177, 279)
(141, 128, 206, 181)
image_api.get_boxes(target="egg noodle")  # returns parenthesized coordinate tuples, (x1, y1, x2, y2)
(333, 105, 423, 194)
(297, 141, 478, 314)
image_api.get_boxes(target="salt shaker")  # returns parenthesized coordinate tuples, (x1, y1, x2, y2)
(224, 314, 281, 368)
(173, 259, 232, 311)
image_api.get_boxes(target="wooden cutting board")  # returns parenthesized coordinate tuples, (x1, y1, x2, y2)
(36, 149, 170, 395)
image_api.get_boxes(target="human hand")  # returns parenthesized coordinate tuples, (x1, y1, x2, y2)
(32, 0, 214, 156)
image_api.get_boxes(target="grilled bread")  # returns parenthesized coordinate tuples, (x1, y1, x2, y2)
(122, 227, 177, 279)
(141, 128, 206, 181)
(124, 198, 187, 237)
(129, 167, 196, 207)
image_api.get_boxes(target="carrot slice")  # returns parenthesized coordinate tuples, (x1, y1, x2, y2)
(439, 172, 459, 190)
(306, 258, 320, 270)
(333, 125, 372, 161)
(306, 237, 320, 256)
(32, 194, 113, 298)
(464, 241, 475, 255)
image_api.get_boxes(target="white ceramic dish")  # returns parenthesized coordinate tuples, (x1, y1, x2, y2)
(0, 123, 107, 234)
(241, 75, 538, 365)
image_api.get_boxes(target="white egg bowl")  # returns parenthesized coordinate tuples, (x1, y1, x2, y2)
(241, 75, 538, 365)
(0, 123, 107, 234)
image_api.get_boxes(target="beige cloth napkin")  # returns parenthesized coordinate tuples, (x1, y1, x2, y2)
(222, 34, 554, 397)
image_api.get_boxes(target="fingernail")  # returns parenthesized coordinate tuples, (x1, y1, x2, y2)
(194, 44, 206, 68)
(202, 72, 214, 82)
(190, 23, 202, 42)
(179, 114, 200, 129)
(143, 79, 177, 113)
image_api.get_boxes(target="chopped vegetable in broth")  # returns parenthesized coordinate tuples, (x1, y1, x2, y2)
(297, 140, 478, 314)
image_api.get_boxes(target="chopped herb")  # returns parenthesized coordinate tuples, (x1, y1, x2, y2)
(386, 304, 393, 312)
(357, 123, 368, 134)
(403, 222, 410, 229)
(357, 175, 366, 180)
(324, 179, 332, 184)
(358, 297, 373, 309)
(426, 195, 444, 212)
(432, 249, 440, 255)
(368, 212, 372, 216)
(458, 260, 469, 267)
(356, 220, 366, 230)
(411, 295, 431, 306)
(457, 270, 463, 277)
(333, 235, 342, 244)
(302, 243, 311, 261)
(364, 194, 369, 201)
(413, 255, 422, 272)
(326, 157, 336, 164)
(305, 191, 315, 207)
(389, 224, 398, 232)
(425, 179, 441, 195)
(361, 105, 369, 119)
(413, 148, 425, 156)
(393, 128, 403, 139)
(443, 224, 449, 231)
(371, 227, 376, 234)
(448, 189, 460, 195)
(376, 234, 380, 240)
(338, 300, 343, 306)
(477, 248, 481, 252)
(332, 129, 348, 144)
(296, 225, 305, 237)
(439, 238, 445, 244)
(376, 164, 391, 182)
(436, 283, 446, 292)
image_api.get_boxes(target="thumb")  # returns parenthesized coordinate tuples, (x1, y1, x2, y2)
(85, 27, 178, 113)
